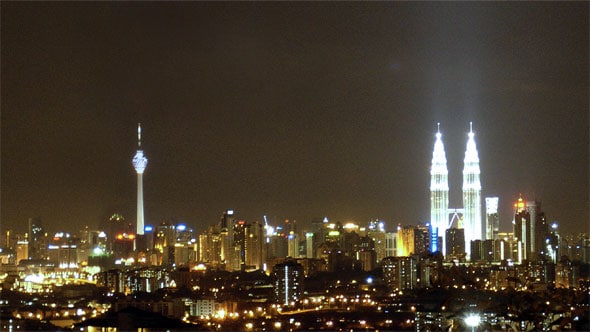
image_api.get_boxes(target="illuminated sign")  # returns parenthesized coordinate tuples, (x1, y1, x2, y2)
(429, 224, 438, 253)
(115, 233, 135, 240)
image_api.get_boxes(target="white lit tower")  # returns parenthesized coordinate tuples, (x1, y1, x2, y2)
(430, 123, 449, 255)
(462, 122, 482, 259)
(132, 123, 148, 249)
(485, 197, 499, 240)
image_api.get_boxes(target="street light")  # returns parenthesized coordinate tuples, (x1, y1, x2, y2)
(464, 313, 481, 332)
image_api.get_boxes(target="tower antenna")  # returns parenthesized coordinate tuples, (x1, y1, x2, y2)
(469, 121, 473, 133)
(137, 123, 142, 148)
(437, 122, 440, 133)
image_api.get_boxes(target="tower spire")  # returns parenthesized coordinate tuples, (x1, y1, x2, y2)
(138, 123, 142, 148)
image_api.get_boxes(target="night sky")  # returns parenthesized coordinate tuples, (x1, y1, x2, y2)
(2, 2, 588, 236)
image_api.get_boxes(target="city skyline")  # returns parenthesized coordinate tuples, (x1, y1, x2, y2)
(2, 2, 588, 236)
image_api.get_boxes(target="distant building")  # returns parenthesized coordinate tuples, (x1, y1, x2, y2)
(304, 232, 314, 258)
(198, 225, 222, 267)
(356, 236, 376, 271)
(482, 239, 495, 262)
(245, 221, 265, 270)
(219, 210, 239, 271)
(16, 239, 28, 264)
(190, 299, 218, 317)
(382, 256, 418, 291)
(497, 232, 517, 261)
(417, 253, 443, 288)
(485, 197, 499, 240)
(462, 124, 483, 259)
(396, 227, 415, 257)
(385, 232, 397, 257)
(430, 125, 450, 256)
(471, 239, 483, 261)
(28, 217, 46, 260)
(445, 228, 465, 261)
(233, 220, 247, 270)
(95, 269, 124, 293)
(367, 219, 387, 262)
(396, 225, 429, 257)
(272, 259, 304, 306)
(430, 123, 483, 259)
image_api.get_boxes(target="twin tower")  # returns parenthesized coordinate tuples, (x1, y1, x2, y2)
(430, 122, 482, 258)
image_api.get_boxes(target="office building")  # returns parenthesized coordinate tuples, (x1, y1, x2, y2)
(445, 228, 465, 261)
(462, 122, 482, 259)
(272, 259, 304, 306)
(485, 197, 499, 240)
(382, 256, 418, 291)
(430, 124, 449, 255)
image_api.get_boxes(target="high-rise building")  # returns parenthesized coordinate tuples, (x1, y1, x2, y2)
(513, 196, 548, 262)
(305, 232, 314, 258)
(272, 259, 304, 306)
(356, 236, 376, 271)
(132, 124, 148, 248)
(154, 222, 176, 266)
(367, 219, 387, 262)
(445, 228, 465, 261)
(430, 124, 449, 255)
(513, 196, 530, 262)
(385, 232, 397, 257)
(245, 221, 265, 270)
(16, 239, 29, 263)
(470, 239, 483, 261)
(287, 231, 299, 258)
(462, 122, 482, 258)
(485, 197, 499, 240)
(27, 218, 44, 260)
(233, 220, 247, 270)
(198, 225, 222, 267)
(382, 256, 418, 291)
(396, 227, 415, 257)
(219, 210, 237, 270)
(396, 225, 429, 257)
(534, 210, 548, 257)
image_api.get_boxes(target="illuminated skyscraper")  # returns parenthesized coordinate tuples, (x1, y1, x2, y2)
(462, 122, 482, 258)
(430, 123, 449, 255)
(245, 221, 265, 270)
(485, 197, 499, 240)
(512, 195, 547, 261)
(513, 195, 530, 261)
(272, 259, 304, 306)
(219, 209, 239, 270)
(132, 124, 148, 238)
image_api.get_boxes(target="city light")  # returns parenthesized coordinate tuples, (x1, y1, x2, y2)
(465, 313, 481, 331)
